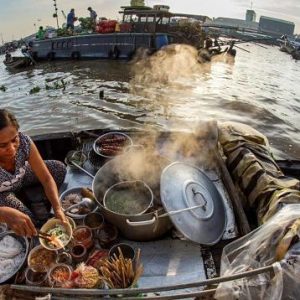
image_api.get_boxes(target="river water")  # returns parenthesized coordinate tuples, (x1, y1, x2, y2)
(0, 43, 299, 159)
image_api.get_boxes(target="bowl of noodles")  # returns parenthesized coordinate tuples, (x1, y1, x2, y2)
(39, 219, 72, 251)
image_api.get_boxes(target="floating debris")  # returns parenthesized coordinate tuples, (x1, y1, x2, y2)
(29, 86, 41, 94)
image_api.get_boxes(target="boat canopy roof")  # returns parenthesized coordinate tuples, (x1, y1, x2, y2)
(119, 6, 173, 18)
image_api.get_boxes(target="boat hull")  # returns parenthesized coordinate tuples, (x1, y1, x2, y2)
(3, 57, 33, 69)
(31, 33, 170, 60)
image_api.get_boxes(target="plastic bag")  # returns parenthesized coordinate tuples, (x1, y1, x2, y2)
(215, 204, 300, 300)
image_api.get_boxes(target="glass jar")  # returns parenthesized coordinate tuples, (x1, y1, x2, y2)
(72, 225, 93, 249)
(48, 263, 73, 287)
(25, 268, 48, 286)
(70, 244, 88, 263)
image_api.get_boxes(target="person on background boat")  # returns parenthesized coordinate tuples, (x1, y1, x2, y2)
(36, 26, 45, 40)
(67, 8, 76, 31)
(87, 7, 97, 24)
(0, 109, 67, 237)
(5, 51, 12, 62)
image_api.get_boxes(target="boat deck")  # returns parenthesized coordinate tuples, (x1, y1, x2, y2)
(6, 128, 260, 299)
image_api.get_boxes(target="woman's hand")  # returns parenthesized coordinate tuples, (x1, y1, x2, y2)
(54, 207, 68, 224)
(0, 207, 37, 237)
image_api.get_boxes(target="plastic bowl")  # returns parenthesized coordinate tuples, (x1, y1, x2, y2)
(93, 132, 133, 158)
(39, 219, 73, 251)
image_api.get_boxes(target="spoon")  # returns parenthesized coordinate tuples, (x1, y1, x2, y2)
(64, 197, 95, 213)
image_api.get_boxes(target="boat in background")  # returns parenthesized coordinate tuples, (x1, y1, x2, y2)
(29, 5, 206, 61)
(278, 35, 300, 59)
(3, 56, 33, 70)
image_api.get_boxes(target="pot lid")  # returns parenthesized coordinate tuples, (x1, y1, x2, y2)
(160, 162, 226, 245)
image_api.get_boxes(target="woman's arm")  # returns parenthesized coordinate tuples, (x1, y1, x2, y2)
(28, 141, 67, 223)
(0, 207, 37, 236)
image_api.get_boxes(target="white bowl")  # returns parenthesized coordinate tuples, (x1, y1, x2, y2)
(39, 219, 72, 251)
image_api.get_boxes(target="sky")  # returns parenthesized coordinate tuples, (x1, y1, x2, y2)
(0, 0, 299, 42)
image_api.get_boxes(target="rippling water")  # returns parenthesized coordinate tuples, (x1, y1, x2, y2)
(0, 43, 299, 159)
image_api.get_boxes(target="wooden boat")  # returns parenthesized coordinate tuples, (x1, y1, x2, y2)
(291, 49, 300, 60)
(3, 125, 300, 299)
(30, 6, 206, 61)
(3, 56, 33, 69)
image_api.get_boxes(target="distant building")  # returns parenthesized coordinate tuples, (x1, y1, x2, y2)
(211, 17, 258, 31)
(246, 10, 256, 22)
(259, 16, 294, 36)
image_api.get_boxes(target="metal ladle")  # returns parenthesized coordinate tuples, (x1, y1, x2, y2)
(69, 161, 94, 179)
(64, 197, 95, 213)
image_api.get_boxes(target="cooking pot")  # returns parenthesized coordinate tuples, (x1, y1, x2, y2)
(92, 150, 173, 241)
(103, 180, 154, 216)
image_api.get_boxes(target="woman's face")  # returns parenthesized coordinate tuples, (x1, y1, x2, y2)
(0, 125, 20, 161)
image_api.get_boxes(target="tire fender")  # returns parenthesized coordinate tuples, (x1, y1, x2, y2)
(71, 51, 81, 60)
(47, 52, 55, 61)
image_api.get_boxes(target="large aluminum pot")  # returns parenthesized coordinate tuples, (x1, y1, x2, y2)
(92, 150, 173, 241)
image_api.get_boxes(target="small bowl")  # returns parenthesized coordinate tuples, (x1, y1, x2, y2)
(93, 132, 133, 158)
(65, 150, 87, 169)
(39, 219, 73, 251)
(28, 245, 57, 273)
(83, 212, 104, 231)
(109, 243, 135, 261)
(96, 224, 118, 249)
(48, 264, 73, 287)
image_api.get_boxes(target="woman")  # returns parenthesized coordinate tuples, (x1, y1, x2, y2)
(0, 109, 67, 237)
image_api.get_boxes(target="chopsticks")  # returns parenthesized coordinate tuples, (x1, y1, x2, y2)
(37, 230, 52, 241)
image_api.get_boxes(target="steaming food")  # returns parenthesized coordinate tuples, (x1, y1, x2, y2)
(0, 235, 25, 282)
(105, 181, 151, 215)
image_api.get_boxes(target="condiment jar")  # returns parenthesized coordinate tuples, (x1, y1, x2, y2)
(48, 264, 73, 287)
(56, 252, 72, 265)
(83, 212, 104, 233)
(25, 268, 48, 286)
(96, 223, 119, 249)
(70, 244, 88, 263)
(109, 243, 135, 261)
(72, 225, 94, 249)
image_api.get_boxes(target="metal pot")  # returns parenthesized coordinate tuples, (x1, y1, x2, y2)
(103, 180, 154, 216)
(92, 150, 173, 241)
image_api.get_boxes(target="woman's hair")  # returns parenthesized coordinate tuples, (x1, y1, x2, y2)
(0, 109, 19, 130)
